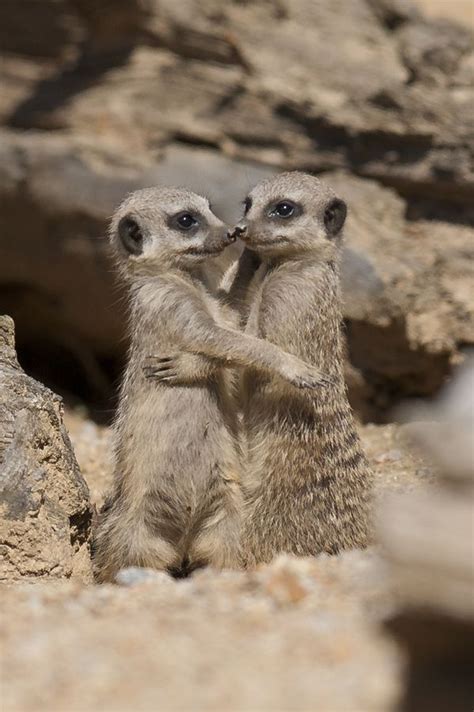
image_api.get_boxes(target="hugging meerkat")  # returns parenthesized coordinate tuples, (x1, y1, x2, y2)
(234, 172, 373, 564)
(93, 186, 330, 581)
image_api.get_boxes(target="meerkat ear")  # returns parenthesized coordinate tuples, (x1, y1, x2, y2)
(324, 198, 347, 238)
(118, 216, 144, 255)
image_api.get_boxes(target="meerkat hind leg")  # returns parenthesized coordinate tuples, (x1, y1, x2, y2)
(186, 487, 242, 572)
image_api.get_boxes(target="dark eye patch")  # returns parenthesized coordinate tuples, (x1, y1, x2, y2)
(324, 198, 347, 237)
(118, 216, 144, 255)
(243, 197, 252, 214)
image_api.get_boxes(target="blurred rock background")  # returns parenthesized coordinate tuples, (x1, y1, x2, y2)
(0, 0, 472, 421)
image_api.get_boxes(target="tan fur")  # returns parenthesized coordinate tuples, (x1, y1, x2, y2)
(93, 186, 331, 582)
(234, 172, 373, 566)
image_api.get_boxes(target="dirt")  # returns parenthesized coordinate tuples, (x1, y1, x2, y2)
(0, 408, 440, 712)
(1, 549, 401, 712)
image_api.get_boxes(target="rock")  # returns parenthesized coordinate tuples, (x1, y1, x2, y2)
(367, 0, 421, 29)
(3, 403, 442, 710)
(0, 0, 81, 60)
(335, 172, 474, 413)
(1, 129, 472, 418)
(259, 555, 316, 605)
(397, 16, 473, 82)
(360, 422, 435, 493)
(1, 0, 472, 201)
(378, 363, 474, 711)
(403, 361, 474, 484)
(115, 566, 174, 587)
(417, 0, 474, 24)
(0, 549, 400, 712)
(0, 315, 93, 582)
(374, 449, 403, 464)
(0, 0, 472, 419)
(0, 130, 271, 412)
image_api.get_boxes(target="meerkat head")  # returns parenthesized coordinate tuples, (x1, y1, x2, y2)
(234, 172, 347, 260)
(109, 186, 235, 277)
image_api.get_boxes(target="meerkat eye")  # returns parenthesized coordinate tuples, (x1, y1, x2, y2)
(172, 212, 199, 232)
(118, 216, 143, 255)
(270, 201, 298, 219)
(178, 214, 196, 229)
(324, 199, 347, 237)
(243, 197, 252, 214)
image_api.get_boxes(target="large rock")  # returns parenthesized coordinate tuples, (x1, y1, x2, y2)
(0, 128, 472, 417)
(379, 364, 474, 711)
(0, 130, 272, 410)
(1, 0, 471, 203)
(332, 172, 474, 412)
(0, 0, 472, 417)
(0, 315, 92, 581)
(0, 0, 80, 59)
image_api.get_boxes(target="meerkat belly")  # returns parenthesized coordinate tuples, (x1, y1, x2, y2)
(118, 385, 239, 551)
(240, 271, 371, 562)
(243, 281, 321, 472)
(241, 375, 370, 562)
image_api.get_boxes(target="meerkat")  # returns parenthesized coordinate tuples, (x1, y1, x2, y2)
(93, 186, 331, 582)
(232, 171, 373, 565)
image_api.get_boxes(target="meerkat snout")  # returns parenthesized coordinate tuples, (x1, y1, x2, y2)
(230, 224, 247, 239)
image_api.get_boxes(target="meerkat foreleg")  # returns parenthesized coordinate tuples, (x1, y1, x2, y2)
(144, 304, 332, 389)
(144, 249, 269, 387)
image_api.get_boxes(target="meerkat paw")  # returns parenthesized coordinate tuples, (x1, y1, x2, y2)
(143, 354, 182, 384)
(143, 352, 213, 385)
(294, 368, 335, 389)
(281, 357, 334, 390)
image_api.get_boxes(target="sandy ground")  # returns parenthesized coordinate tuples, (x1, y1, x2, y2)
(64, 410, 436, 509)
(0, 411, 438, 712)
(2, 550, 402, 712)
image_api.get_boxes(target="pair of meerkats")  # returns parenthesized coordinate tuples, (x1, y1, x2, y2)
(93, 172, 372, 582)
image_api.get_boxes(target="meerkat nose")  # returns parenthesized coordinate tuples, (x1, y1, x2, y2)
(226, 230, 237, 243)
(233, 224, 248, 238)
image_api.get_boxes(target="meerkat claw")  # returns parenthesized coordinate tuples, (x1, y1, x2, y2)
(294, 375, 332, 390)
(143, 370, 158, 379)
(144, 368, 178, 382)
(145, 356, 174, 364)
(317, 375, 335, 387)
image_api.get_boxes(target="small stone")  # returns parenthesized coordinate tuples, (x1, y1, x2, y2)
(261, 556, 315, 605)
(374, 449, 403, 464)
(115, 566, 174, 587)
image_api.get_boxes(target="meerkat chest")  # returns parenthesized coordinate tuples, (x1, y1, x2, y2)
(244, 263, 268, 336)
(257, 268, 318, 348)
(204, 290, 236, 330)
